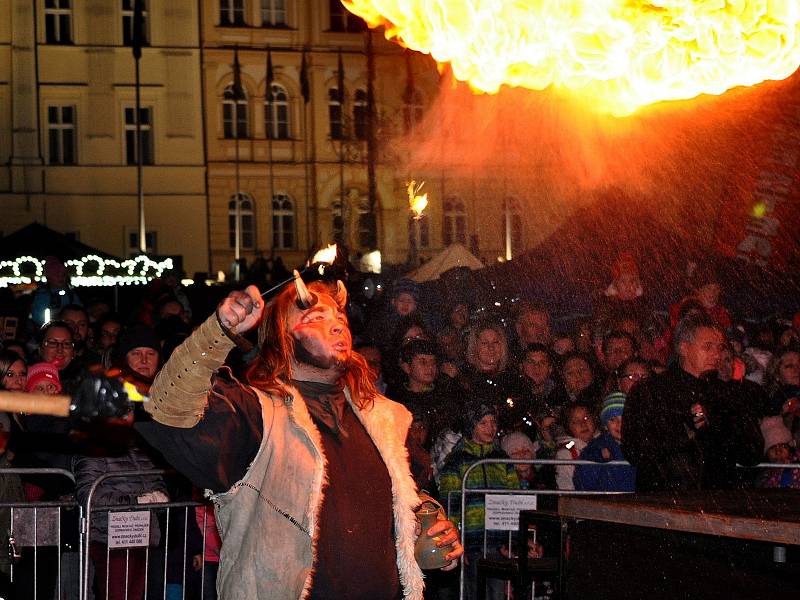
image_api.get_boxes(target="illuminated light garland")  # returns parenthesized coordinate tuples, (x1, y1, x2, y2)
(0, 255, 174, 288)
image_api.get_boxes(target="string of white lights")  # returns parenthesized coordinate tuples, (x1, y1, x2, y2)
(0, 255, 174, 288)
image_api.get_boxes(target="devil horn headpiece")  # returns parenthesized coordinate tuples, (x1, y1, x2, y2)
(335, 280, 347, 308)
(293, 270, 318, 309)
(293, 270, 348, 311)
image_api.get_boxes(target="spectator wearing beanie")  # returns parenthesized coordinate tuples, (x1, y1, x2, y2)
(501, 431, 537, 489)
(592, 253, 652, 343)
(25, 362, 62, 395)
(574, 392, 636, 492)
(438, 401, 518, 600)
(113, 326, 162, 392)
(756, 416, 800, 489)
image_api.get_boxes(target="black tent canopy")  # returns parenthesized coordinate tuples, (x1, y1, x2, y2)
(0, 222, 120, 262)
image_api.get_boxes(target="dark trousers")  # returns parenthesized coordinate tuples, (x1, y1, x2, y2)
(90, 542, 148, 600)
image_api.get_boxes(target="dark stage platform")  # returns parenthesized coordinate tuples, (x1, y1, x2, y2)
(559, 490, 800, 600)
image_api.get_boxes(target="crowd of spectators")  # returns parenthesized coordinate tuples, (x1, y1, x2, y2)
(0, 252, 798, 599)
(348, 255, 798, 599)
(0, 257, 205, 600)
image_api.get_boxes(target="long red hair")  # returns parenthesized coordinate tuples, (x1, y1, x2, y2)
(245, 280, 376, 409)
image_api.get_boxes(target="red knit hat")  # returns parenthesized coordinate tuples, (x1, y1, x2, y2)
(25, 362, 62, 394)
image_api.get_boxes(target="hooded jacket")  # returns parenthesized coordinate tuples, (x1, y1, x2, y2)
(438, 437, 518, 552)
(573, 431, 636, 492)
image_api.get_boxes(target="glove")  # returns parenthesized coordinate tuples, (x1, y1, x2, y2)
(137, 491, 169, 504)
(71, 375, 131, 421)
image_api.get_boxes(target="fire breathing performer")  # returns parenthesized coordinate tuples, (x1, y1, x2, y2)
(135, 272, 462, 599)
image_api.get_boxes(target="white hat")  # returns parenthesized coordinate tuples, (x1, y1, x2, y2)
(501, 431, 535, 458)
(760, 416, 792, 455)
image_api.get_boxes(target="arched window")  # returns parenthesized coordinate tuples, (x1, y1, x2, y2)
(329, 0, 366, 32)
(353, 89, 368, 140)
(443, 197, 467, 246)
(403, 90, 424, 136)
(328, 88, 344, 140)
(332, 191, 376, 249)
(272, 194, 295, 249)
(223, 84, 248, 139)
(503, 197, 523, 257)
(356, 199, 375, 249)
(228, 193, 255, 250)
(265, 83, 290, 139)
(332, 200, 345, 244)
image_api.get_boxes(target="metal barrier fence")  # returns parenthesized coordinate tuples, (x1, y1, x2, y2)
(1, 468, 79, 600)
(81, 469, 215, 600)
(0, 460, 798, 600)
(451, 458, 800, 600)
(0, 467, 215, 600)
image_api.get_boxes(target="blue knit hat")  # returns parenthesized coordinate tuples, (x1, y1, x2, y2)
(393, 278, 420, 300)
(600, 392, 626, 428)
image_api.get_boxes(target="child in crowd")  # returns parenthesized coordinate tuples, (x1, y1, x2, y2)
(756, 416, 800, 489)
(554, 403, 598, 490)
(24, 362, 62, 395)
(500, 431, 537, 489)
(573, 392, 636, 492)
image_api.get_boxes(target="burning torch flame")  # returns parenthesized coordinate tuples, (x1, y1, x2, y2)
(311, 244, 338, 265)
(407, 180, 428, 219)
(343, 0, 800, 116)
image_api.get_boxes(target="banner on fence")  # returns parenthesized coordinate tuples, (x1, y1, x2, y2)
(485, 494, 537, 531)
(108, 511, 151, 548)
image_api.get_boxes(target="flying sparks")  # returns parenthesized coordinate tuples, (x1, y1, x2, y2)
(344, 0, 800, 116)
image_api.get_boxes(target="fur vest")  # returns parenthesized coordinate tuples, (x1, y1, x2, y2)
(211, 382, 424, 600)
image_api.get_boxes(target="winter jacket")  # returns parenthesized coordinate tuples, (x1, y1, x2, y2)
(438, 438, 519, 552)
(30, 285, 81, 327)
(623, 365, 762, 492)
(573, 432, 636, 492)
(554, 435, 590, 491)
(73, 446, 167, 544)
(457, 367, 525, 432)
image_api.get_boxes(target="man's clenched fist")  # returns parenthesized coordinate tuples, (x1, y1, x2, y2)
(217, 285, 263, 334)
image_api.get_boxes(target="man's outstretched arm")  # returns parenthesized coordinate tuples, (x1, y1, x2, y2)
(146, 286, 263, 427)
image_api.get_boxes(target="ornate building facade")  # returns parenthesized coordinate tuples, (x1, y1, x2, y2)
(1, 0, 563, 279)
(0, 0, 207, 275)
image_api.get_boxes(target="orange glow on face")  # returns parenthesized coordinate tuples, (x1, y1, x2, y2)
(344, 0, 800, 116)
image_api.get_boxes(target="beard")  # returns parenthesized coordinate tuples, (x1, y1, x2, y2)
(293, 332, 350, 371)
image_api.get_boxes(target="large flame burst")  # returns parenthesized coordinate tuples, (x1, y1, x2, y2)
(344, 0, 800, 116)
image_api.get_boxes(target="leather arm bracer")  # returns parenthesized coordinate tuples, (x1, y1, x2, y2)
(145, 312, 235, 427)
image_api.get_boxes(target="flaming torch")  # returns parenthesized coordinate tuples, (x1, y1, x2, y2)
(310, 244, 338, 273)
(407, 180, 428, 265)
(408, 180, 428, 220)
(260, 243, 339, 300)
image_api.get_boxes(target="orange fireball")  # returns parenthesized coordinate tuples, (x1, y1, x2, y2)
(344, 0, 800, 116)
